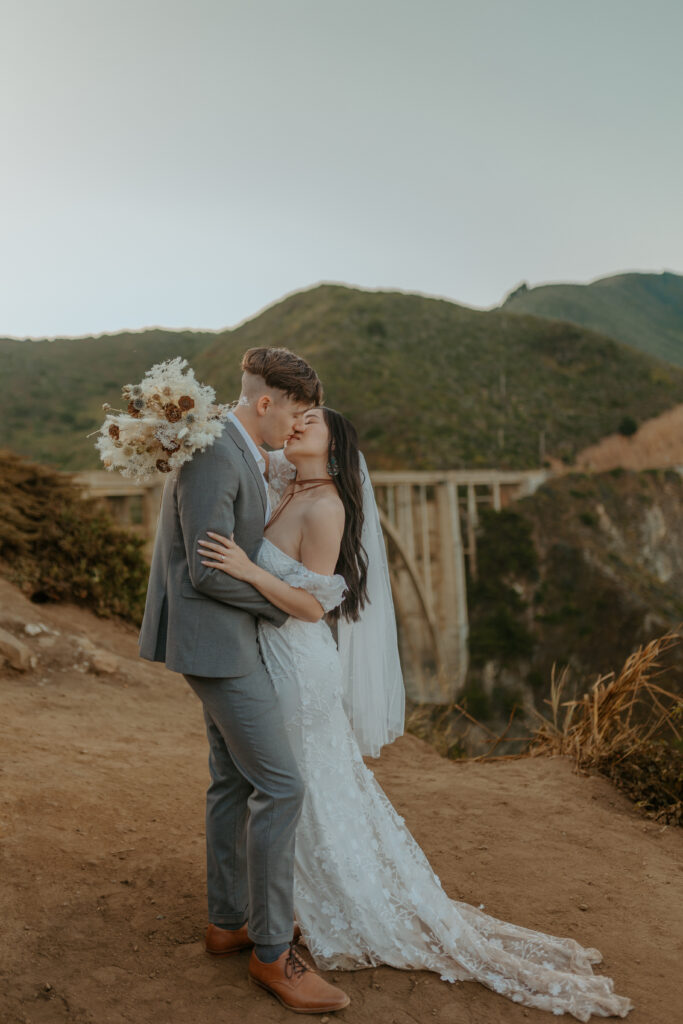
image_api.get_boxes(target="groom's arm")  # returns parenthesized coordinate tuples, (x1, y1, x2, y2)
(177, 441, 288, 627)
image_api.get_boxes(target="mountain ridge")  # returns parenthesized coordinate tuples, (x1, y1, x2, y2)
(500, 270, 683, 367)
(3, 277, 683, 471)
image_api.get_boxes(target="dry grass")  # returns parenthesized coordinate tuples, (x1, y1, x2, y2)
(528, 632, 683, 824)
(404, 697, 510, 760)
(407, 632, 683, 824)
(529, 632, 681, 759)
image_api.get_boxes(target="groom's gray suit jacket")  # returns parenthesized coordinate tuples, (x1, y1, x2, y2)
(139, 420, 288, 677)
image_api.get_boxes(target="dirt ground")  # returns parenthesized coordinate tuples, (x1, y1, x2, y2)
(1, 577, 681, 1024)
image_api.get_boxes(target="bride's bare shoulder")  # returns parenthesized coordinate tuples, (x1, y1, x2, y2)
(304, 490, 345, 532)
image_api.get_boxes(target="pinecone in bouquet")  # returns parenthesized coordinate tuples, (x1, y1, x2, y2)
(94, 357, 229, 481)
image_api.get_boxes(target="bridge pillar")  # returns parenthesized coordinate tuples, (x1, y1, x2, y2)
(73, 465, 551, 707)
(466, 483, 478, 581)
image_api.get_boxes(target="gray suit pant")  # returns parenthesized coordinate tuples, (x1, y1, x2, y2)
(185, 664, 304, 945)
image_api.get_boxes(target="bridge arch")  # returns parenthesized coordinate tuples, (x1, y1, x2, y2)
(73, 466, 549, 702)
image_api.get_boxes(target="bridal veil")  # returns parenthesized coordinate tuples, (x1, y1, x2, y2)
(337, 452, 405, 757)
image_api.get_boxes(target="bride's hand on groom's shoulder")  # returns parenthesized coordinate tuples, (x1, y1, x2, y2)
(198, 532, 255, 582)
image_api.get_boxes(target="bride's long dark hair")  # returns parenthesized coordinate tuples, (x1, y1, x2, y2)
(322, 408, 369, 623)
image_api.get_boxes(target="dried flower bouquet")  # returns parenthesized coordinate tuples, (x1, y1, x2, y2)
(94, 357, 228, 481)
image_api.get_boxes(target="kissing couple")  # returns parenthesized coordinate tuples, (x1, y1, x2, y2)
(139, 347, 632, 1020)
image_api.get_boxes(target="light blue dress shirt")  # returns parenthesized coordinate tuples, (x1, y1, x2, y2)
(227, 411, 272, 524)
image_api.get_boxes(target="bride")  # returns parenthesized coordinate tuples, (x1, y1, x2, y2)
(197, 406, 633, 1022)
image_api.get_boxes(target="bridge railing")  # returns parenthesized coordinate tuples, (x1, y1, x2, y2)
(73, 467, 550, 703)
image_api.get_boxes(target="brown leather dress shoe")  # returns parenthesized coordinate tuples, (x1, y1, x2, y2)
(206, 922, 303, 955)
(249, 943, 350, 1014)
(205, 922, 253, 955)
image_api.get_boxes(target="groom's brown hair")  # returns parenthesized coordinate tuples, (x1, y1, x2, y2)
(241, 347, 323, 406)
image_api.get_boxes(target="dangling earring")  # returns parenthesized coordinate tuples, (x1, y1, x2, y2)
(327, 453, 340, 477)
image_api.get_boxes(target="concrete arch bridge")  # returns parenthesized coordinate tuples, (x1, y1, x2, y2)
(74, 467, 550, 703)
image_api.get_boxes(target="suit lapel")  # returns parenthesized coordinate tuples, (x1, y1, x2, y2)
(223, 420, 267, 518)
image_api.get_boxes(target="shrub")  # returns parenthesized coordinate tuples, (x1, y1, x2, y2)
(365, 318, 387, 338)
(467, 508, 537, 666)
(469, 606, 534, 665)
(459, 681, 491, 720)
(0, 450, 148, 623)
(597, 740, 683, 825)
(618, 415, 638, 437)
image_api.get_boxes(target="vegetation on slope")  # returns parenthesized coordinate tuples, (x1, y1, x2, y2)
(193, 284, 683, 470)
(0, 450, 148, 622)
(2, 283, 683, 472)
(477, 467, 683, 709)
(501, 271, 683, 368)
(522, 467, 683, 678)
(407, 467, 683, 760)
(1, 328, 215, 470)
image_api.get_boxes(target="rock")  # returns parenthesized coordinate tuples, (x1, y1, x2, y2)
(25, 623, 48, 637)
(91, 650, 119, 675)
(75, 636, 97, 653)
(0, 628, 33, 671)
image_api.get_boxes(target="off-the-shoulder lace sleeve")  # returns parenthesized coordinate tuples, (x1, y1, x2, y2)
(280, 562, 348, 613)
(267, 449, 296, 507)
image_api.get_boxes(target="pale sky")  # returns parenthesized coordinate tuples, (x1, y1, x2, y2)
(1, 0, 682, 339)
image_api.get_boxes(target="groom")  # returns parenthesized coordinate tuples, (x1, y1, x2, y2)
(139, 347, 350, 1014)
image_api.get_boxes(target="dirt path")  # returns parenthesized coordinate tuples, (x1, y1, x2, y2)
(1, 578, 681, 1024)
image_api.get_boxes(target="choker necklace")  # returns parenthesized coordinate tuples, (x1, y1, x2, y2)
(266, 476, 335, 529)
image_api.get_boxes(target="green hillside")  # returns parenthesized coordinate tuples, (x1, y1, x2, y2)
(500, 271, 683, 368)
(0, 329, 216, 469)
(193, 284, 683, 470)
(2, 283, 683, 471)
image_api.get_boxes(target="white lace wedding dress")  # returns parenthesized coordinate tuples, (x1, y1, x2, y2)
(254, 457, 633, 1021)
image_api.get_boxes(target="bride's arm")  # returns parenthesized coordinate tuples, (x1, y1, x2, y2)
(197, 506, 343, 623)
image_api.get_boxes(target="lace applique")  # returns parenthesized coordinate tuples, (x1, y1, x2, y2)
(267, 449, 297, 507)
(280, 561, 347, 613)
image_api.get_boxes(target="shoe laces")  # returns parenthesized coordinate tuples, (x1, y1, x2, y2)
(284, 941, 309, 980)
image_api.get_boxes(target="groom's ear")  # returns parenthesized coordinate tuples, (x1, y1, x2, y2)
(255, 394, 272, 417)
